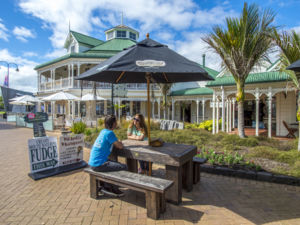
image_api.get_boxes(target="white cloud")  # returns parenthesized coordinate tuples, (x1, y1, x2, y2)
(0, 49, 38, 92)
(13, 26, 36, 42)
(91, 16, 107, 29)
(23, 51, 38, 57)
(18, 0, 236, 48)
(175, 32, 222, 71)
(44, 48, 67, 59)
(0, 18, 9, 41)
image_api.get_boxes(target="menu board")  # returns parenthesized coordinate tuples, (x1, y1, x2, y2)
(59, 134, 84, 166)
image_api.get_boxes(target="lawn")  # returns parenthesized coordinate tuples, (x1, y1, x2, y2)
(82, 120, 300, 178)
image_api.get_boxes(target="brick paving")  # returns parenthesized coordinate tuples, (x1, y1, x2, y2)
(1, 121, 300, 225)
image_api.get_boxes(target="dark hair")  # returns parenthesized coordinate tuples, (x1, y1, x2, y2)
(105, 115, 117, 129)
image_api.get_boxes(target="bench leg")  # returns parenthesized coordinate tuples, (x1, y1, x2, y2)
(183, 160, 193, 192)
(90, 174, 98, 199)
(126, 158, 138, 173)
(146, 191, 160, 219)
(165, 165, 182, 204)
(193, 163, 200, 184)
(160, 193, 166, 213)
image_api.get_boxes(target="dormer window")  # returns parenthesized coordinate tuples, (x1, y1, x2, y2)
(129, 32, 136, 40)
(116, 30, 126, 38)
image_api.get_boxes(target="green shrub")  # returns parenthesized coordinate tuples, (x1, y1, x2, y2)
(98, 118, 104, 127)
(84, 129, 92, 136)
(71, 121, 86, 134)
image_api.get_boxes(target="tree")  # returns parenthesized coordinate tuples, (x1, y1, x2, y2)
(203, 2, 276, 137)
(159, 83, 172, 119)
(273, 30, 300, 150)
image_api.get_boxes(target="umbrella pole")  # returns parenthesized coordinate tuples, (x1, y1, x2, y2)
(146, 73, 151, 145)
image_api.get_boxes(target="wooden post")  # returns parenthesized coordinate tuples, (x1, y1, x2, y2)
(90, 174, 98, 199)
(146, 73, 151, 145)
(146, 191, 160, 219)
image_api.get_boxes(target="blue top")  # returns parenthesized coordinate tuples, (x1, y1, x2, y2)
(127, 125, 148, 140)
(89, 129, 117, 167)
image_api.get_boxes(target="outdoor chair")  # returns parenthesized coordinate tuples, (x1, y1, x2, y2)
(283, 120, 297, 138)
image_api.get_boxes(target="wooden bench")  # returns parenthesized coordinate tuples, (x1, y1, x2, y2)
(84, 168, 173, 219)
(193, 157, 207, 184)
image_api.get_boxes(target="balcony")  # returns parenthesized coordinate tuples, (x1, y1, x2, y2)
(39, 78, 159, 92)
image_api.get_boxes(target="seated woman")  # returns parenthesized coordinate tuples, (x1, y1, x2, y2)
(88, 115, 127, 197)
(127, 114, 150, 174)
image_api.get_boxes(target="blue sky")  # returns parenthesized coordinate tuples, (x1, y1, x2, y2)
(0, 0, 300, 91)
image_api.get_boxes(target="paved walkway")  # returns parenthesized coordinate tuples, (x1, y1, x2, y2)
(1, 122, 300, 225)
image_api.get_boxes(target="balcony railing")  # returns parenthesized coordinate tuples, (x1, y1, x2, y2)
(39, 78, 159, 92)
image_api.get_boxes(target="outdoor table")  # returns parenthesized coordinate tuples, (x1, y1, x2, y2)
(110, 139, 197, 204)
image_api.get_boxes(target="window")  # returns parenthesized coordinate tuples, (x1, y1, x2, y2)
(107, 31, 114, 40)
(70, 45, 75, 53)
(116, 30, 126, 38)
(133, 101, 141, 115)
(129, 32, 136, 40)
(96, 101, 104, 115)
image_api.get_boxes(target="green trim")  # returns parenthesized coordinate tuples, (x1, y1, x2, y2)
(266, 59, 280, 71)
(206, 71, 290, 87)
(171, 87, 213, 96)
(70, 30, 104, 47)
(34, 52, 114, 70)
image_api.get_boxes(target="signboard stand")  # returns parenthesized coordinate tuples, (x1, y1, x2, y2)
(26, 113, 87, 181)
(28, 161, 87, 180)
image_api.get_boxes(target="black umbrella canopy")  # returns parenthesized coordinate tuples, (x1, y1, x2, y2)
(76, 38, 214, 83)
(286, 59, 300, 72)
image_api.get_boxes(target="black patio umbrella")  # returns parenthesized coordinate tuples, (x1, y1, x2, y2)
(287, 59, 300, 72)
(76, 35, 214, 144)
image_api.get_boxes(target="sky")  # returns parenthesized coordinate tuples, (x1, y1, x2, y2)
(0, 0, 300, 92)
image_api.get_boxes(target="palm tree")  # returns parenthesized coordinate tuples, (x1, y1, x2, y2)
(159, 83, 172, 119)
(273, 30, 300, 150)
(203, 2, 276, 138)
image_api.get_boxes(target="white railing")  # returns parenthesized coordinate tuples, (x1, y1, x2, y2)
(39, 78, 159, 92)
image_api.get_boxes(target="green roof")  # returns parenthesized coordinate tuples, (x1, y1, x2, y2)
(34, 52, 114, 70)
(206, 71, 290, 87)
(171, 87, 213, 96)
(85, 38, 136, 53)
(70, 30, 103, 47)
(201, 66, 219, 78)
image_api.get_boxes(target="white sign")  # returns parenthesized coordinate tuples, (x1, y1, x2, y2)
(59, 134, 84, 166)
(28, 136, 59, 173)
(136, 60, 166, 67)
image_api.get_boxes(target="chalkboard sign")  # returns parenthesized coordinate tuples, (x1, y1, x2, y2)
(24, 112, 48, 123)
(33, 122, 46, 137)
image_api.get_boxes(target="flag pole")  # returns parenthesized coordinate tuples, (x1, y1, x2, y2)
(146, 72, 151, 146)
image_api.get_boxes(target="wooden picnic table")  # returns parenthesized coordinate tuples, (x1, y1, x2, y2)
(111, 139, 197, 204)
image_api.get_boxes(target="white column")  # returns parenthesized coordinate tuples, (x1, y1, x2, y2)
(37, 72, 41, 92)
(212, 92, 216, 134)
(129, 101, 133, 116)
(104, 100, 107, 115)
(158, 99, 161, 120)
(171, 99, 175, 120)
(226, 99, 229, 133)
(53, 69, 56, 90)
(72, 100, 75, 119)
(268, 87, 272, 138)
(229, 98, 232, 132)
(71, 64, 74, 88)
(196, 100, 199, 124)
(255, 88, 259, 136)
(216, 98, 219, 133)
(51, 70, 53, 90)
(221, 87, 225, 131)
(77, 63, 81, 89)
(152, 100, 155, 119)
(202, 99, 205, 121)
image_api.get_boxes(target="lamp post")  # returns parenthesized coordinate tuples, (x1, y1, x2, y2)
(0, 61, 19, 88)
